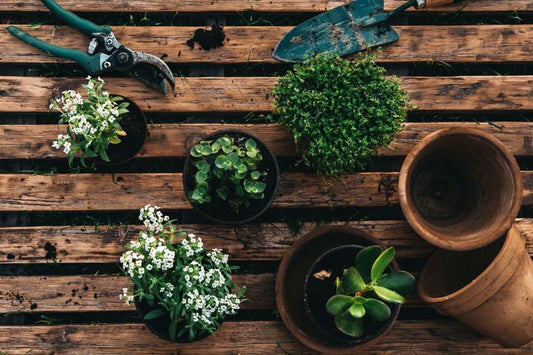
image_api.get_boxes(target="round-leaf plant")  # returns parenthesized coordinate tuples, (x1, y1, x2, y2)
(272, 52, 411, 176)
(119, 205, 245, 341)
(189, 135, 268, 212)
(326, 246, 415, 337)
(50, 76, 130, 167)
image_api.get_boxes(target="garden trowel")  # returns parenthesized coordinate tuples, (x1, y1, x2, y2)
(273, 0, 454, 62)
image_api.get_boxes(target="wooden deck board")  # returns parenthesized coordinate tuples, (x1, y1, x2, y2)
(1, 25, 532, 64)
(1, 76, 533, 113)
(0, 274, 275, 312)
(0, 274, 429, 312)
(0, 321, 531, 354)
(0, 0, 530, 13)
(0, 171, 531, 211)
(0, 219, 531, 263)
(1, 122, 532, 159)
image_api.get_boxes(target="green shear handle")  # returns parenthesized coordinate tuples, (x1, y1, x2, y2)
(7, 26, 103, 74)
(41, 0, 111, 36)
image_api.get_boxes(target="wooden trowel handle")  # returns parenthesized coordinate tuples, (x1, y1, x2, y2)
(415, 0, 457, 9)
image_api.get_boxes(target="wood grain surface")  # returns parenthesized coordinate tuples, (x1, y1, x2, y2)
(0, 122, 532, 159)
(1, 76, 533, 113)
(0, 274, 274, 312)
(1, 25, 532, 64)
(0, 171, 531, 211)
(1, 219, 532, 263)
(0, 321, 531, 354)
(0, 0, 529, 13)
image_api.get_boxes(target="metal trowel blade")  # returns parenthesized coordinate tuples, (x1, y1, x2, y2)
(273, 0, 399, 62)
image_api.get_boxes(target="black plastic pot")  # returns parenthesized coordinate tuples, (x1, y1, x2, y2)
(183, 130, 280, 224)
(134, 295, 212, 343)
(94, 97, 147, 166)
(276, 226, 400, 353)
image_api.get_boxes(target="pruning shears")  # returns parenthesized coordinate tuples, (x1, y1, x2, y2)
(7, 0, 175, 95)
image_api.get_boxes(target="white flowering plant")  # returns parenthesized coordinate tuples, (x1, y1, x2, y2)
(119, 205, 245, 341)
(50, 76, 129, 166)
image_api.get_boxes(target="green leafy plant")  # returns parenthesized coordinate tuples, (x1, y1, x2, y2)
(50, 76, 130, 166)
(325, 246, 415, 337)
(120, 205, 245, 341)
(188, 135, 268, 212)
(271, 52, 411, 176)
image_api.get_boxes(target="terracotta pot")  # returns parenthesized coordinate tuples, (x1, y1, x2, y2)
(183, 130, 280, 225)
(418, 224, 533, 347)
(398, 127, 522, 250)
(276, 226, 400, 353)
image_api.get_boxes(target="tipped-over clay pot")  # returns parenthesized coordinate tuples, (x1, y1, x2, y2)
(398, 127, 522, 250)
(418, 224, 533, 347)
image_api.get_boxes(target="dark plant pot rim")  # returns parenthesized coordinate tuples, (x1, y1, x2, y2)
(93, 96, 148, 167)
(304, 244, 400, 345)
(183, 129, 280, 225)
(276, 225, 401, 353)
(133, 289, 212, 343)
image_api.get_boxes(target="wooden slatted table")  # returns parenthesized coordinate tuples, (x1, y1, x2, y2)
(0, 0, 532, 353)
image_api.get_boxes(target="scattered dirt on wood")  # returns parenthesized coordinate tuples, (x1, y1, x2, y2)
(6, 253, 15, 260)
(186, 25, 225, 51)
(30, 303, 38, 310)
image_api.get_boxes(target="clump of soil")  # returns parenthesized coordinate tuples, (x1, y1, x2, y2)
(186, 25, 225, 51)
(44, 242, 57, 260)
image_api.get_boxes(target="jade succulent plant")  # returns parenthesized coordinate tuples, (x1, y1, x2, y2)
(188, 135, 268, 212)
(326, 246, 415, 337)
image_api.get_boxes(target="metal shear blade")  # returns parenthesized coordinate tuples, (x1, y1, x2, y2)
(6, 0, 175, 95)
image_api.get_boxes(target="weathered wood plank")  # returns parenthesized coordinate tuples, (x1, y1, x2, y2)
(1, 219, 532, 263)
(1, 76, 533, 113)
(0, 274, 425, 312)
(1, 25, 532, 64)
(0, 274, 274, 312)
(0, 0, 529, 13)
(0, 172, 532, 211)
(0, 321, 530, 354)
(1, 122, 532, 159)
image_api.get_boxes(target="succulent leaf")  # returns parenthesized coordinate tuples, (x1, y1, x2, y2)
(373, 285, 405, 304)
(343, 267, 366, 294)
(355, 246, 382, 283)
(370, 247, 395, 283)
(363, 298, 391, 322)
(377, 271, 416, 295)
(325, 295, 354, 316)
(334, 310, 364, 337)
(348, 302, 366, 318)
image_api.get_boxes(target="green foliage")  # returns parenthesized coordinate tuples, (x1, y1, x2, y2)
(271, 52, 411, 176)
(120, 205, 244, 341)
(325, 246, 415, 337)
(49, 76, 129, 167)
(188, 135, 268, 212)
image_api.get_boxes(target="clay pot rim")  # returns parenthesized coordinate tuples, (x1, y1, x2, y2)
(275, 225, 400, 353)
(417, 224, 519, 308)
(182, 129, 280, 225)
(398, 127, 522, 251)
